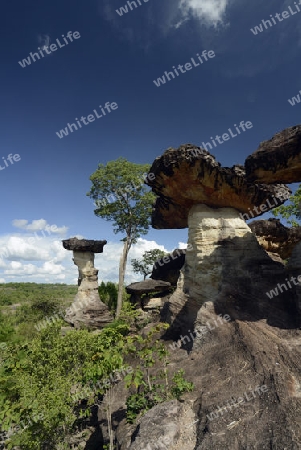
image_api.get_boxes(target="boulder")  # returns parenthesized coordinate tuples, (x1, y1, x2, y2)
(127, 400, 196, 450)
(151, 249, 186, 285)
(249, 218, 301, 260)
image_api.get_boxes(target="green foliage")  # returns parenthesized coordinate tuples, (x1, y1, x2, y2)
(272, 186, 301, 226)
(124, 324, 194, 423)
(87, 157, 156, 317)
(0, 311, 15, 343)
(0, 283, 194, 447)
(87, 158, 155, 241)
(170, 369, 194, 400)
(131, 249, 166, 279)
(98, 281, 118, 311)
(0, 321, 130, 449)
(0, 283, 77, 308)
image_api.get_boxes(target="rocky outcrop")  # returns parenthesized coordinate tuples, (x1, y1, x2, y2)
(151, 249, 186, 285)
(101, 298, 301, 450)
(62, 237, 113, 329)
(145, 144, 291, 229)
(162, 205, 296, 335)
(250, 218, 301, 260)
(287, 242, 301, 319)
(245, 124, 301, 184)
(127, 400, 196, 450)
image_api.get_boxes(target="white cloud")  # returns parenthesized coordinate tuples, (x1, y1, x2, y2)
(99, 0, 230, 49)
(96, 238, 170, 284)
(0, 227, 179, 284)
(179, 0, 229, 26)
(12, 219, 68, 234)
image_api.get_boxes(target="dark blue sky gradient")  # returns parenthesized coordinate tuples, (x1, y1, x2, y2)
(1, 0, 301, 282)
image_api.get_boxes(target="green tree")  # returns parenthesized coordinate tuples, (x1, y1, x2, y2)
(87, 158, 156, 317)
(131, 249, 166, 280)
(272, 186, 301, 226)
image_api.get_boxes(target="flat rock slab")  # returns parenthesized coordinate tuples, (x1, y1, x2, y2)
(245, 124, 301, 184)
(126, 279, 172, 295)
(62, 237, 107, 253)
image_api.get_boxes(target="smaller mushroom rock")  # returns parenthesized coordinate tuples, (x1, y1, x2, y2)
(245, 124, 301, 184)
(126, 279, 172, 309)
(62, 237, 112, 329)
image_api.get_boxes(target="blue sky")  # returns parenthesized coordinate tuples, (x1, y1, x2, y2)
(1, 0, 300, 283)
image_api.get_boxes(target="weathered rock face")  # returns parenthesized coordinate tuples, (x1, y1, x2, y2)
(127, 400, 196, 450)
(103, 298, 301, 450)
(151, 249, 186, 285)
(146, 145, 291, 229)
(245, 124, 301, 184)
(163, 205, 297, 335)
(287, 242, 301, 319)
(249, 218, 301, 260)
(63, 238, 113, 329)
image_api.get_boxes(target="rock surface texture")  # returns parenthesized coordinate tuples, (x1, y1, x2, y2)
(62, 237, 113, 328)
(150, 249, 186, 285)
(162, 205, 296, 336)
(245, 124, 301, 184)
(145, 144, 291, 229)
(250, 218, 301, 260)
(287, 242, 301, 319)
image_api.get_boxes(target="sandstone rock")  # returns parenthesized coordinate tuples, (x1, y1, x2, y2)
(128, 400, 196, 450)
(151, 249, 186, 285)
(63, 238, 113, 329)
(249, 218, 301, 260)
(245, 124, 301, 184)
(287, 242, 301, 319)
(145, 144, 291, 229)
(163, 205, 296, 335)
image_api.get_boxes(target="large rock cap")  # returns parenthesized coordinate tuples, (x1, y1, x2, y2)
(146, 144, 291, 229)
(245, 124, 301, 184)
(62, 237, 107, 253)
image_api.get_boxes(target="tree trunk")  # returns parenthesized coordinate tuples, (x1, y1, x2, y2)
(116, 238, 130, 318)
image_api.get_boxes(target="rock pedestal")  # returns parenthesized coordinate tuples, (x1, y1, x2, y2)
(164, 205, 294, 335)
(62, 238, 113, 329)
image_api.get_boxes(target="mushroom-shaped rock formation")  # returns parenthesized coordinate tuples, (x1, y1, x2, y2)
(126, 279, 172, 309)
(245, 124, 301, 184)
(62, 237, 113, 328)
(249, 218, 301, 261)
(146, 146, 297, 334)
(146, 145, 291, 229)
